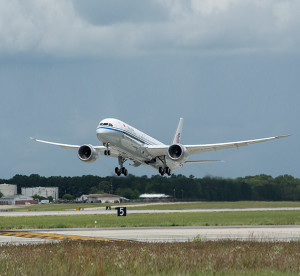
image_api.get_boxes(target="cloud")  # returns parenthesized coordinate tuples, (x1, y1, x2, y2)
(0, 0, 299, 58)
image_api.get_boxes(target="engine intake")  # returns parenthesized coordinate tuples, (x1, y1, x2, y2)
(168, 144, 188, 161)
(78, 144, 98, 163)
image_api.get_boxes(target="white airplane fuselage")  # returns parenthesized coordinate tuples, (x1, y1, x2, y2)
(96, 118, 182, 172)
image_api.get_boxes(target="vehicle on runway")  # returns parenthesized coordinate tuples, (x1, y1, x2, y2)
(32, 118, 290, 176)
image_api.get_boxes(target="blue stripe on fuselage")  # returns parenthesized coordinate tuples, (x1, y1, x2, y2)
(97, 126, 153, 146)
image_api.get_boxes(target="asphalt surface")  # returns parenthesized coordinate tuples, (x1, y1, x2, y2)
(1, 225, 300, 244)
(1, 207, 300, 244)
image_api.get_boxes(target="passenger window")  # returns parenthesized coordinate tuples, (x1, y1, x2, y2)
(109, 123, 113, 126)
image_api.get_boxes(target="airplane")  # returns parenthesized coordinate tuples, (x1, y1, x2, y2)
(31, 118, 290, 176)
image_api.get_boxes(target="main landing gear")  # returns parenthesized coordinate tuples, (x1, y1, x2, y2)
(159, 166, 171, 176)
(115, 156, 128, 176)
(157, 155, 171, 176)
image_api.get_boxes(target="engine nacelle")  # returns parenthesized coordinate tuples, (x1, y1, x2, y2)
(78, 144, 98, 163)
(168, 144, 188, 162)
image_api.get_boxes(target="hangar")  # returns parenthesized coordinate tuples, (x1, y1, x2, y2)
(0, 195, 37, 205)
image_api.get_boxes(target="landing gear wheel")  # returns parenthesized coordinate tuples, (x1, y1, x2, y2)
(115, 167, 121, 176)
(159, 167, 165, 176)
(121, 167, 128, 176)
(104, 143, 111, 156)
(166, 167, 171, 176)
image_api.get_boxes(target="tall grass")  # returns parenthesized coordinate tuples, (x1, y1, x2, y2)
(0, 240, 300, 275)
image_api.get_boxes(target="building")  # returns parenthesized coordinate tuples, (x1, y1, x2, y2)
(139, 193, 171, 202)
(21, 187, 59, 200)
(0, 184, 17, 197)
(0, 195, 37, 205)
(77, 193, 120, 203)
(76, 195, 88, 202)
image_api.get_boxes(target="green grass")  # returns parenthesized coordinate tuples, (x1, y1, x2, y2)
(129, 201, 300, 210)
(1, 210, 300, 229)
(1, 240, 300, 275)
(9, 201, 300, 212)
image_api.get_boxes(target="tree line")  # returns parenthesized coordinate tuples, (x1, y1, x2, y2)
(0, 174, 300, 201)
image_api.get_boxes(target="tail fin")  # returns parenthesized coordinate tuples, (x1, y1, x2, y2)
(172, 118, 184, 144)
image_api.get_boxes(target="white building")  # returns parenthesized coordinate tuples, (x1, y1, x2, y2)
(0, 184, 17, 197)
(21, 187, 59, 200)
(76, 194, 121, 203)
(139, 193, 171, 202)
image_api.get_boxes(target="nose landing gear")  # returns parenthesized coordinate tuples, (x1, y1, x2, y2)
(103, 143, 111, 156)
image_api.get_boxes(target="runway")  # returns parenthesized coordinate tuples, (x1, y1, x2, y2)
(1, 225, 300, 245)
(1, 207, 300, 245)
(1, 207, 300, 217)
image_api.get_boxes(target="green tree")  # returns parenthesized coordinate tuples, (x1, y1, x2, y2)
(47, 196, 54, 202)
(0, 192, 3, 198)
(32, 194, 46, 201)
(62, 194, 74, 201)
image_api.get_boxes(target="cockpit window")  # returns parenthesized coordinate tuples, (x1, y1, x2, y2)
(99, 122, 113, 126)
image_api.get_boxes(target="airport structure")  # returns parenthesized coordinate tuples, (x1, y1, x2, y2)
(0, 195, 37, 205)
(21, 187, 59, 200)
(0, 184, 17, 197)
(139, 193, 171, 202)
(77, 193, 120, 203)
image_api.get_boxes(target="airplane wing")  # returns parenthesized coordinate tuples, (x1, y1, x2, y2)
(144, 145, 169, 157)
(144, 135, 290, 158)
(30, 138, 107, 154)
(185, 135, 291, 155)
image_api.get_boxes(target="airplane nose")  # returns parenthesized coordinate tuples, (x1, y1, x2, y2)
(96, 127, 112, 143)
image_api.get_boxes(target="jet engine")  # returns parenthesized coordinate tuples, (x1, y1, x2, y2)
(78, 144, 98, 163)
(168, 144, 188, 162)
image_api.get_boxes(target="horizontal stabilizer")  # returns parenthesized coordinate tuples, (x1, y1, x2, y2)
(185, 160, 224, 163)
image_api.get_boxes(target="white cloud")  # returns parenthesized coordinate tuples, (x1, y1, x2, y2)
(0, 0, 299, 57)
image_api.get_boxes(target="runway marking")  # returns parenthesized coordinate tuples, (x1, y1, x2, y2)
(0, 231, 133, 242)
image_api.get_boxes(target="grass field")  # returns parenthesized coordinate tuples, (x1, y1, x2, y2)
(1, 240, 300, 275)
(7, 201, 300, 212)
(1, 210, 300, 229)
(129, 201, 300, 210)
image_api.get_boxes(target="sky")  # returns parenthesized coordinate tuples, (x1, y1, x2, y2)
(0, 0, 299, 179)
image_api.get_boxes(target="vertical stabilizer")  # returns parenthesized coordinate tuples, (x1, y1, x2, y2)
(172, 118, 184, 144)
